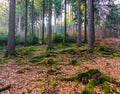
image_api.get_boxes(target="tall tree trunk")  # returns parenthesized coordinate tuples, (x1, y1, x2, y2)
(48, 0, 52, 49)
(84, 0, 87, 42)
(63, 0, 67, 43)
(25, 0, 28, 46)
(77, 0, 82, 44)
(87, 0, 95, 50)
(54, 14, 57, 33)
(42, 0, 45, 44)
(7, 0, 15, 55)
(32, 0, 34, 42)
(18, 14, 21, 34)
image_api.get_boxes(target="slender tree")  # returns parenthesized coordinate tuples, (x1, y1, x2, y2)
(32, 0, 34, 42)
(63, 0, 67, 43)
(48, 0, 52, 49)
(87, 0, 95, 50)
(77, 0, 82, 44)
(7, 0, 16, 55)
(42, 0, 45, 44)
(25, 0, 28, 46)
(84, 0, 87, 42)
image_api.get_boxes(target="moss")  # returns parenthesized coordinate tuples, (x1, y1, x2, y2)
(94, 46, 119, 56)
(47, 69, 58, 75)
(77, 69, 101, 84)
(102, 81, 110, 94)
(0, 84, 11, 92)
(112, 87, 120, 94)
(98, 76, 117, 84)
(59, 76, 77, 82)
(81, 88, 95, 94)
(81, 80, 96, 94)
(16, 67, 31, 74)
(59, 69, 101, 84)
(69, 60, 78, 66)
(51, 80, 57, 88)
(60, 48, 77, 55)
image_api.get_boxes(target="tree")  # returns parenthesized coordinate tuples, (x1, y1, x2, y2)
(25, 0, 28, 46)
(84, 0, 87, 42)
(48, 0, 52, 49)
(63, 0, 67, 43)
(32, 0, 34, 42)
(77, 0, 82, 44)
(42, 0, 45, 44)
(87, 0, 95, 50)
(7, 0, 16, 55)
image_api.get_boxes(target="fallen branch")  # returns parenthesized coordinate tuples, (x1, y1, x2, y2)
(0, 84, 11, 92)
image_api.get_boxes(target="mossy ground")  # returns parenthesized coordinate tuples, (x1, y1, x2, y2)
(0, 44, 120, 93)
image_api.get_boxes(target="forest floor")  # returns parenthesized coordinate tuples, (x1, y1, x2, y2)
(0, 42, 120, 94)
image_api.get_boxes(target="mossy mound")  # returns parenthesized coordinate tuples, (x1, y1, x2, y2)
(58, 69, 120, 94)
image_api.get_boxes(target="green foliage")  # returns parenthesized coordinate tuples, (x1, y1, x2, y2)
(0, 32, 7, 46)
(102, 81, 110, 94)
(52, 33, 63, 43)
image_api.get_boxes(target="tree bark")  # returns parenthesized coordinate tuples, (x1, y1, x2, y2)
(7, 0, 16, 55)
(25, 0, 28, 46)
(87, 0, 95, 50)
(63, 0, 67, 43)
(48, 0, 52, 49)
(77, 0, 82, 44)
(32, 0, 34, 42)
(84, 0, 87, 42)
(42, 0, 45, 44)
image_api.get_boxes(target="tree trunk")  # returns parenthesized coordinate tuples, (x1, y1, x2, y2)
(48, 0, 52, 49)
(77, 0, 82, 44)
(7, 0, 15, 55)
(18, 14, 21, 34)
(42, 0, 45, 44)
(32, 0, 34, 42)
(84, 0, 87, 42)
(87, 0, 95, 50)
(25, 0, 28, 46)
(63, 0, 67, 43)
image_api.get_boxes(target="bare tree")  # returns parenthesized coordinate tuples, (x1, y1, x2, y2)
(77, 0, 82, 44)
(87, 0, 95, 50)
(7, 0, 16, 55)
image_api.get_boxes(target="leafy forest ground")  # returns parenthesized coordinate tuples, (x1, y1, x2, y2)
(0, 38, 120, 94)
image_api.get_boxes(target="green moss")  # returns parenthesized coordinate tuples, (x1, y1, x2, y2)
(81, 80, 96, 94)
(94, 46, 120, 57)
(98, 76, 117, 84)
(16, 67, 31, 74)
(47, 69, 59, 75)
(59, 69, 101, 84)
(51, 80, 57, 88)
(112, 87, 120, 94)
(81, 88, 95, 94)
(102, 81, 110, 94)
(69, 60, 78, 66)
(59, 76, 77, 82)
(78, 69, 101, 84)
(0, 84, 11, 92)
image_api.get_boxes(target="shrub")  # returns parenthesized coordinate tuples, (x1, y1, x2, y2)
(0, 32, 7, 46)
(52, 33, 63, 43)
